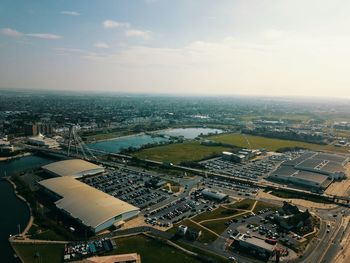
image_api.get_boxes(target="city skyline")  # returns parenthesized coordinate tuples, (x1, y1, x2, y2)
(1, 0, 350, 98)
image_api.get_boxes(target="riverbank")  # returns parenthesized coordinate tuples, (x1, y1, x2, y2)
(0, 179, 30, 263)
(0, 152, 32, 163)
(5, 177, 34, 238)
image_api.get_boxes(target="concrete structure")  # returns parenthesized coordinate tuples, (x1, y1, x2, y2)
(0, 139, 14, 154)
(27, 134, 60, 149)
(39, 176, 140, 233)
(270, 166, 331, 189)
(202, 188, 228, 202)
(269, 151, 349, 189)
(42, 159, 105, 178)
(72, 253, 141, 263)
(222, 151, 246, 163)
(235, 234, 276, 258)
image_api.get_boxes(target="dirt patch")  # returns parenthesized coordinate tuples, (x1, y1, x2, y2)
(257, 191, 336, 209)
(325, 163, 350, 197)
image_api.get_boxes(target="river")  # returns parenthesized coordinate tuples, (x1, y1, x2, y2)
(88, 127, 222, 153)
(0, 155, 56, 262)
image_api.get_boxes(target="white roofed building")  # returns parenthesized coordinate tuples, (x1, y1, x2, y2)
(42, 159, 105, 178)
(39, 176, 140, 233)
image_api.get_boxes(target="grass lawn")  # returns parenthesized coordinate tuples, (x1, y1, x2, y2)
(201, 219, 231, 235)
(169, 219, 218, 244)
(252, 201, 279, 213)
(225, 199, 256, 210)
(269, 190, 333, 204)
(107, 235, 203, 263)
(30, 229, 67, 241)
(192, 206, 239, 223)
(174, 240, 229, 263)
(133, 142, 230, 164)
(208, 133, 347, 153)
(13, 243, 65, 263)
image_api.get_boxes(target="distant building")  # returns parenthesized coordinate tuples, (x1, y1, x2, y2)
(24, 123, 38, 136)
(42, 159, 105, 178)
(38, 176, 140, 233)
(145, 177, 167, 188)
(24, 122, 54, 136)
(201, 188, 228, 202)
(0, 139, 14, 155)
(27, 134, 60, 149)
(274, 202, 313, 233)
(222, 149, 261, 163)
(222, 151, 246, 163)
(235, 234, 276, 258)
(177, 225, 188, 236)
(269, 151, 349, 189)
(177, 225, 201, 241)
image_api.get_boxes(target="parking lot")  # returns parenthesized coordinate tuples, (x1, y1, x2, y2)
(203, 177, 259, 197)
(221, 207, 301, 252)
(200, 152, 304, 181)
(80, 167, 171, 210)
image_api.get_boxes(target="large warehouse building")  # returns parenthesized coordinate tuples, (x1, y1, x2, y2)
(39, 176, 140, 233)
(42, 159, 105, 178)
(269, 151, 349, 190)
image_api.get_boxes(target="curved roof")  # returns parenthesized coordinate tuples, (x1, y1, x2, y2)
(42, 159, 104, 177)
(39, 176, 139, 229)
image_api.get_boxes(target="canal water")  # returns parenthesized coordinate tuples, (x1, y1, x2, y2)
(88, 127, 223, 153)
(0, 155, 55, 262)
(157, 127, 222, 139)
(88, 134, 168, 153)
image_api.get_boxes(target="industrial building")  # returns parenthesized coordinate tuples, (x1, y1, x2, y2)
(27, 134, 60, 149)
(39, 176, 140, 233)
(222, 149, 261, 163)
(235, 234, 276, 258)
(269, 151, 348, 190)
(201, 188, 228, 202)
(42, 159, 105, 178)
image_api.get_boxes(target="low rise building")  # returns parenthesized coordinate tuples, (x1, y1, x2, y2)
(235, 234, 276, 258)
(39, 176, 140, 233)
(201, 188, 228, 202)
(42, 159, 105, 178)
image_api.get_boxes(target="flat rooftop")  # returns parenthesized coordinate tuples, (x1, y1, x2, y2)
(42, 159, 105, 177)
(39, 176, 139, 229)
(238, 234, 275, 252)
(292, 171, 329, 184)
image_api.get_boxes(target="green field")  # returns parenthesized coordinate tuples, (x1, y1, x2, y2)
(192, 207, 239, 223)
(208, 133, 347, 153)
(107, 235, 203, 263)
(170, 219, 218, 243)
(252, 201, 279, 213)
(13, 243, 65, 263)
(174, 241, 229, 263)
(225, 199, 256, 210)
(201, 218, 232, 235)
(133, 142, 230, 164)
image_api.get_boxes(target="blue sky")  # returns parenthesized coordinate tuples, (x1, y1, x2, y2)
(1, 0, 350, 97)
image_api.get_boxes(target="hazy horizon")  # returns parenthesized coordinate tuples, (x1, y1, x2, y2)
(1, 0, 350, 98)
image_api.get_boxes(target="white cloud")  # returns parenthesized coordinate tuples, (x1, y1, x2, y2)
(125, 29, 152, 39)
(1, 28, 23, 37)
(26, 33, 62, 40)
(60, 11, 81, 16)
(103, 20, 130, 29)
(1, 27, 62, 40)
(94, 42, 110, 49)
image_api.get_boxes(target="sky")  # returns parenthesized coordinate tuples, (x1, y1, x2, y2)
(1, 0, 350, 98)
